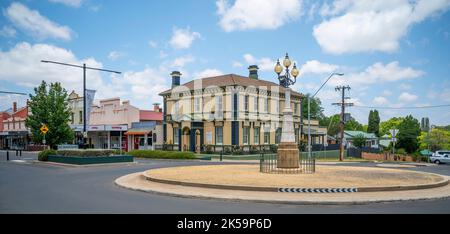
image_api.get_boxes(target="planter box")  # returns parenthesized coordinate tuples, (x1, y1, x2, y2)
(48, 155, 133, 165)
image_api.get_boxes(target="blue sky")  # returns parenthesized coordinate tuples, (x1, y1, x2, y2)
(1, 0, 450, 125)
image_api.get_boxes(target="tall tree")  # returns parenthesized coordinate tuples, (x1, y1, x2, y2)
(319, 114, 340, 136)
(419, 128, 450, 151)
(26, 81, 74, 148)
(367, 109, 380, 136)
(380, 117, 404, 136)
(396, 115, 421, 153)
(301, 94, 324, 120)
(345, 118, 364, 131)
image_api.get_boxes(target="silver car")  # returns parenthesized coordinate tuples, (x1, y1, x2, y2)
(430, 151, 450, 164)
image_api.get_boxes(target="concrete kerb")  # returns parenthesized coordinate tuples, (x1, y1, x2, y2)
(114, 172, 450, 205)
(142, 169, 450, 193)
(32, 160, 139, 168)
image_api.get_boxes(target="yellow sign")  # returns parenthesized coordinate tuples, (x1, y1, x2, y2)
(40, 125, 49, 134)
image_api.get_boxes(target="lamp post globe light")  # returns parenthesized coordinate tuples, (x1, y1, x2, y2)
(274, 53, 300, 169)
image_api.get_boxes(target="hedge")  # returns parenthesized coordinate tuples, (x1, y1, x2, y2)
(38, 149, 57, 161)
(57, 149, 121, 157)
(127, 150, 195, 159)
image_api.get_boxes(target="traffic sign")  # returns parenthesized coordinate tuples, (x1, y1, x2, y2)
(40, 124, 49, 134)
(389, 129, 399, 137)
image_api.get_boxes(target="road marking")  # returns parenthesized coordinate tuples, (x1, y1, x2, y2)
(278, 188, 358, 193)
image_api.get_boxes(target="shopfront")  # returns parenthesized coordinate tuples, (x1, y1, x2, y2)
(87, 125, 128, 150)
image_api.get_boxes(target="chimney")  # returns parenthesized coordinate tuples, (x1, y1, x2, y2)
(13, 102, 17, 113)
(170, 71, 182, 88)
(248, 65, 259, 79)
(153, 103, 160, 112)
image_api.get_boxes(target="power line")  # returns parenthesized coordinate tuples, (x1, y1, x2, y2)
(353, 104, 450, 110)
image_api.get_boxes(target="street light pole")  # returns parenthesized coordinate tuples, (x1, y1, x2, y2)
(41, 60, 121, 149)
(83, 63, 87, 147)
(308, 73, 344, 159)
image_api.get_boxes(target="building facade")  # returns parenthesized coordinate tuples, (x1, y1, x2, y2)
(125, 104, 164, 151)
(67, 91, 85, 145)
(159, 67, 327, 153)
(1, 102, 30, 150)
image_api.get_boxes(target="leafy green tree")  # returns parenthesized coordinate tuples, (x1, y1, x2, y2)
(352, 134, 367, 148)
(25, 81, 74, 149)
(302, 94, 324, 120)
(345, 118, 364, 131)
(367, 109, 380, 136)
(419, 128, 450, 151)
(380, 117, 404, 136)
(319, 114, 340, 136)
(396, 115, 421, 153)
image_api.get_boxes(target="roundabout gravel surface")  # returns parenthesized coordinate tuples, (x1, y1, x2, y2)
(144, 164, 445, 189)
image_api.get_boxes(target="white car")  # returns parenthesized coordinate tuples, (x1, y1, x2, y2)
(430, 151, 450, 164)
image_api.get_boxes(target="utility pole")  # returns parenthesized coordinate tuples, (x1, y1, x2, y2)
(332, 85, 353, 161)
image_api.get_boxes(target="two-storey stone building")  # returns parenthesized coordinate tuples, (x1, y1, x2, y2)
(159, 66, 327, 152)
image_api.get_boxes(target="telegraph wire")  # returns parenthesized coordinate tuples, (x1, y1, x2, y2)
(352, 104, 450, 110)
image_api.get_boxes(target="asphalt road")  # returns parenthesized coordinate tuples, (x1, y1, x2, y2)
(1, 150, 450, 213)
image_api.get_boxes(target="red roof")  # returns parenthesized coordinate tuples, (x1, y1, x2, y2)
(139, 110, 163, 121)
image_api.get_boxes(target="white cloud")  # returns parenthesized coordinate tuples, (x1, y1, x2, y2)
(329, 61, 424, 87)
(216, 0, 302, 32)
(0, 25, 17, 37)
(243, 53, 276, 71)
(48, 0, 83, 7)
(0, 42, 103, 93)
(107, 51, 122, 61)
(398, 92, 418, 102)
(170, 55, 195, 68)
(193, 69, 224, 78)
(0, 42, 169, 110)
(382, 90, 392, 96)
(300, 60, 338, 75)
(232, 61, 243, 68)
(313, 0, 450, 54)
(148, 41, 158, 49)
(399, 83, 412, 90)
(373, 96, 389, 105)
(4, 2, 73, 41)
(169, 27, 201, 49)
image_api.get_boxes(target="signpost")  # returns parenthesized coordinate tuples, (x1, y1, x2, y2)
(389, 129, 399, 155)
(40, 124, 48, 148)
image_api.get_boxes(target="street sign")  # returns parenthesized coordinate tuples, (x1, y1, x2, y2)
(389, 129, 399, 137)
(391, 137, 397, 142)
(40, 124, 49, 134)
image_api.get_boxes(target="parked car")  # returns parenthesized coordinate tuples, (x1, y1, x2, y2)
(430, 150, 450, 164)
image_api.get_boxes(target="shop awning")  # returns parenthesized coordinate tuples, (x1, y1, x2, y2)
(124, 127, 155, 135)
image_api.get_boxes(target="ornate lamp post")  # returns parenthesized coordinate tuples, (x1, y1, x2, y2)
(274, 53, 300, 168)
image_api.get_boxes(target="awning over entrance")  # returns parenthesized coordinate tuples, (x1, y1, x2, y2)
(124, 126, 155, 135)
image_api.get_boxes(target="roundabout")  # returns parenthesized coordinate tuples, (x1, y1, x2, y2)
(115, 164, 450, 204)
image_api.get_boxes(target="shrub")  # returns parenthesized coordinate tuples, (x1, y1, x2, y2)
(204, 145, 214, 154)
(38, 149, 57, 161)
(57, 149, 119, 157)
(223, 146, 232, 155)
(127, 150, 195, 159)
(270, 145, 278, 153)
(396, 148, 407, 155)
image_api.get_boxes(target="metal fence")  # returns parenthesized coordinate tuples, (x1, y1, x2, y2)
(260, 153, 315, 174)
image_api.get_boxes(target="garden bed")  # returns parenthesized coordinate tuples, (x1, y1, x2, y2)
(47, 155, 133, 165)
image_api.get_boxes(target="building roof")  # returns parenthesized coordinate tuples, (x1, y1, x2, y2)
(139, 110, 163, 121)
(159, 74, 303, 97)
(344, 131, 378, 139)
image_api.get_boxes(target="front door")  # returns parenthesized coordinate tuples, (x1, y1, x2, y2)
(182, 128, 190, 151)
(195, 130, 201, 153)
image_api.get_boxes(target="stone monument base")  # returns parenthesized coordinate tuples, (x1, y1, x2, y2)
(277, 142, 299, 168)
